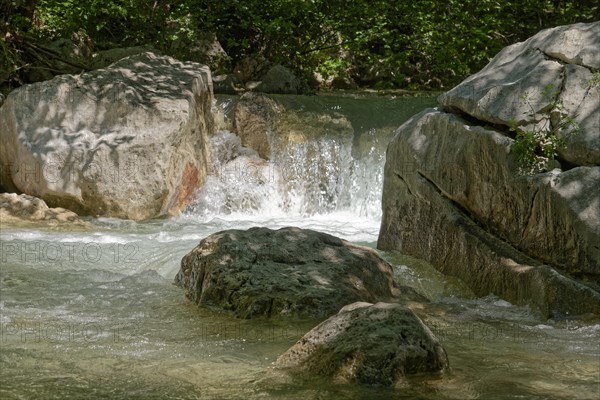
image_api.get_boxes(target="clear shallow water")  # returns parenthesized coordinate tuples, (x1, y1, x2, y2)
(1, 94, 599, 399)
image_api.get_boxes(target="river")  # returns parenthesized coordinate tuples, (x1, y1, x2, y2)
(0, 93, 598, 399)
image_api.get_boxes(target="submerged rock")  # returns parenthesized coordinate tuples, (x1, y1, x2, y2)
(275, 302, 449, 386)
(378, 22, 600, 318)
(0, 192, 89, 228)
(174, 227, 399, 318)
(0, 52, 213, 220)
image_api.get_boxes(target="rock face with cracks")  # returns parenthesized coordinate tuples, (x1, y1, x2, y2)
(0, 52, 214, 220)
(275, 302, 449, 386)
(378, 22, 600, 318)
(438, 22, 599, 166)
(174, 227, 399, 318)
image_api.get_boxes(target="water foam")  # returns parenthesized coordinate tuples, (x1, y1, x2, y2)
(186, 126, 386, 222)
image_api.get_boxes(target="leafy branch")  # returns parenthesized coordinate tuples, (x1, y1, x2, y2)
(508, 83, 581, 175)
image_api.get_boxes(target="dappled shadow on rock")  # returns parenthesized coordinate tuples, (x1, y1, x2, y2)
(0, 192, 91, 229)
(0, 52, 213, 220)
(275, 301, 449, 387)
(379, 22, 600, 319)
(174, 227, 401, 319)
(438, 21, 600, 165)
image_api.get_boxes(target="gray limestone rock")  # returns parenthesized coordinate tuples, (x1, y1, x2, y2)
(0, 52, 214, 220)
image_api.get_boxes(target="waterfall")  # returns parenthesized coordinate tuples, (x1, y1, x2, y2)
(184, 94, 436, 229)
(187, 127, 387, 219)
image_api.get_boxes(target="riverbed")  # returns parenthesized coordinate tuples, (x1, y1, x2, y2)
(1, 94, 598, 399)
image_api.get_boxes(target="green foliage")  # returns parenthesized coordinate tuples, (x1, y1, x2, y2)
(317, 58, 350, 81)
(587, 71, 600, 88)
(2, 0, 599, 92)
(509, 83, 581, 175)
(34, 0, 175, 47)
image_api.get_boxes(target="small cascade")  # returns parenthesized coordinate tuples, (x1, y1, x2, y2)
(268, 127, 387, 217)
(178, 94, 436, 239)
(187, 127, 387, 219)
(185, 93, 437, 224)
(188, 131, 279, 217)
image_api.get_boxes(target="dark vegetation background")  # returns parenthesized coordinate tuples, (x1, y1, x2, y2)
(1, 0, 598, 94)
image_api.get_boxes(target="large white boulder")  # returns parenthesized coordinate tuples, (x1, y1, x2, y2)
(439, 22, 599, 166)
(0, 52, 214, 220)
(378, 23, 600, 318)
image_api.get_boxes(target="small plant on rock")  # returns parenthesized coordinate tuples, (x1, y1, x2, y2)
(586, 71, 600, 88)
(508, 83, 581, 175)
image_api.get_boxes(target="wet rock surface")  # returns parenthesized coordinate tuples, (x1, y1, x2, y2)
(175, 227, 400, 318)
(275, 302, 449, 386)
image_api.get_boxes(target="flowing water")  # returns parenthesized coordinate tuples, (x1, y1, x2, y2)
(0, 93, 598, 399)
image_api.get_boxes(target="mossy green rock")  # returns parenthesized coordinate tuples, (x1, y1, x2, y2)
(275, 302, 449, 386)
(175, 227, 399, 318)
